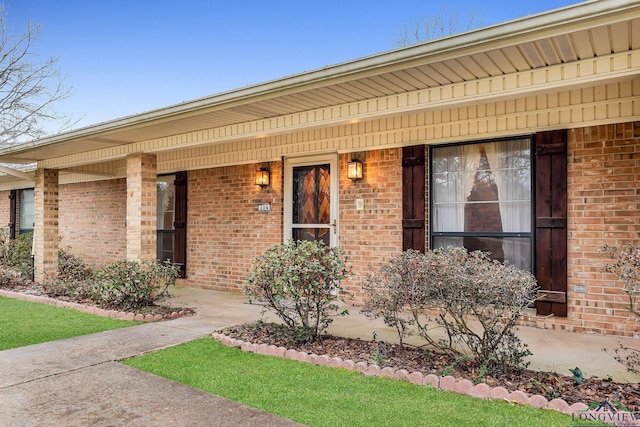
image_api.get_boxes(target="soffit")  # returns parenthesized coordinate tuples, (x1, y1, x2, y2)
(1, 0, 639, 164)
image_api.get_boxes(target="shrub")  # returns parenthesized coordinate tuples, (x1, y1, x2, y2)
(362, 249, 440, 349)
(92, 259, 179, 311)
(243, 240, 351, 342)
(364, 247, 537, 375)
(601, 244, 640, 317)
(42, 248, 95, 301)
(0, 265, 34, 289)
(0, 229, 33, 277)
(601, 244, 640, 373)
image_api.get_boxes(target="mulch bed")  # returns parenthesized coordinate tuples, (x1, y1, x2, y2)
(221, 321, 640, 411)
(0, 281, 194, 318)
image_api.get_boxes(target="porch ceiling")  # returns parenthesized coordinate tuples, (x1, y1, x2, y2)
(0, 0, 639, 166)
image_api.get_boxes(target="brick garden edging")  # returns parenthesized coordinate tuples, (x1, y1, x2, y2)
(0, 289, 190, 322)
(211, 332, 589, 416)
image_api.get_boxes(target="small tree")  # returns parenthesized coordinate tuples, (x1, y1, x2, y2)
(244, 240, 351, 342)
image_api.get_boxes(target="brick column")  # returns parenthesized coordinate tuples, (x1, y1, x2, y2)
(34, 168, 58, 284)
(126, 153, 157, 261)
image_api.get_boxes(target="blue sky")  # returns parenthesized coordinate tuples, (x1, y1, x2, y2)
(3, 0, 582, 132)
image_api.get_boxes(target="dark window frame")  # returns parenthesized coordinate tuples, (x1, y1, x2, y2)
(156, 171, 187, 278)
(428, 135, 536, 271)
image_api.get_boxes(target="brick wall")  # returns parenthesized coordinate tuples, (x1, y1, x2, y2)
(520, 122, 640, 335)
(0, 190, 10, 235)
(339, 149, 404, 304)
(185, 162, 283, 292)
(58, 179, 127, 268)
(126, 153, 157, 261)
(1, 121, 636, 335)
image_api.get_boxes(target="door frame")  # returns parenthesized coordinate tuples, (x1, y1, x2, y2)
(283, 153, 339, 247)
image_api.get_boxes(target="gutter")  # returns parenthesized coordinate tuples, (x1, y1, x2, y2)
(0, 0, 637, 158)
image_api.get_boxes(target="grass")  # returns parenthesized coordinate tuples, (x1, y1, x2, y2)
(0, 296, 138, 350)
(124, 338, 601, 427)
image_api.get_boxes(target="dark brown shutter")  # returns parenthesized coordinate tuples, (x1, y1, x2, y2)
(402, 145, 425, 252)
(173, 171, 188, 278)
(535, 130, 568, 317)
(8, 190, 16, 239)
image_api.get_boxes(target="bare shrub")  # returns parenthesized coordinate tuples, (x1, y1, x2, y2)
(364, 247, 537, 375)
(601, 244, 640, 373)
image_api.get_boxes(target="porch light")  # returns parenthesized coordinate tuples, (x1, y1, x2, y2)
(347, 159, 363, 182)
(255, 168, 270, 188)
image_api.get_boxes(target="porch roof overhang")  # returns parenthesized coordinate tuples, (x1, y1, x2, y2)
(0, 0, 638, 182)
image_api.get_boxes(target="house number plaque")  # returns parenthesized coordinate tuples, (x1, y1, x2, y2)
(257, 202, 272, 213)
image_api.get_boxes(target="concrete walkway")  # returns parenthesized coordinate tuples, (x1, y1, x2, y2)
(0, 313, 302, 426)
(2, 286, 640, 426)
(169, 286, 640, 384)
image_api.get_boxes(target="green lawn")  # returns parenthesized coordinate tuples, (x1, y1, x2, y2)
(125, 338, 600, 427)
(0, 296, 137, 350)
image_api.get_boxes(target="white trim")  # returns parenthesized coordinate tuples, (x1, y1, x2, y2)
(283, 153, 339, 247)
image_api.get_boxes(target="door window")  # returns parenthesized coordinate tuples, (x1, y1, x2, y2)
(284, 154, 338, 247)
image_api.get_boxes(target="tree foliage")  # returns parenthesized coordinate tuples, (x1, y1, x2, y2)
(0, 5, 72, 146)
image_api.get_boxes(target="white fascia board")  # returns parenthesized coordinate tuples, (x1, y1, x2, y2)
(0, 0, 637, 159)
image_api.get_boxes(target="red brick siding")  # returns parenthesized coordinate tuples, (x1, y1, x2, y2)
(185, 162, 283, 292)
(339, 149, 404, 304)
(1, 121, 636, 336)
(58, 179, 127, 268)
(520, 122, 640, 335)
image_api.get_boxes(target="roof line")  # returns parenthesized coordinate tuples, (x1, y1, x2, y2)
(0, 0, 636, 158)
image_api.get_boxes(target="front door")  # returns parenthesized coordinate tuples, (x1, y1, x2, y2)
(284, 154, 338, 247)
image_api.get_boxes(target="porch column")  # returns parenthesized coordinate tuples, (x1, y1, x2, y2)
(126, 153, 157, 261)
(33, 168, 58, 284)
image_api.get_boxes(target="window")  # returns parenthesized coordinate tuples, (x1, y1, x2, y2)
(430, 138, 532, 271)
(157, 175, 176, 263)
(19, 188, 34, 235)
(292, 164, 331, 245)
(155, 171, 187, 278)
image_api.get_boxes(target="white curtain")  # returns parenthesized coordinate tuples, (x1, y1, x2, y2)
(432, 144, 477, 248)
(433, 139, 531, 269)
(484, 139, 531, 268)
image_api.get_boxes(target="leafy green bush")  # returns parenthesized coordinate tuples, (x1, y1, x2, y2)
(244, 240, 351, 342)
(364, 248, 537, 375)
(0, 229, 33, 277)
(92, 259, 179, 311)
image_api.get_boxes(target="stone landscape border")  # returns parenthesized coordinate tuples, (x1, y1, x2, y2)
(0, 289, 190, 322)
(212, 332, 593, 417)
